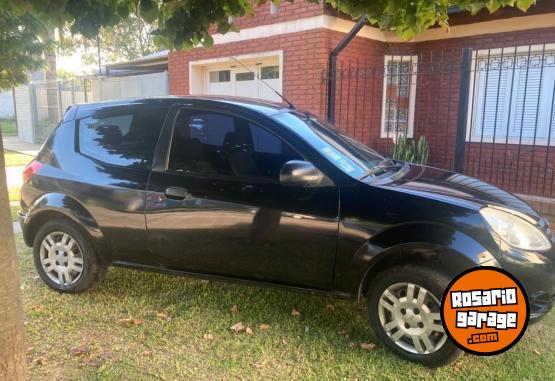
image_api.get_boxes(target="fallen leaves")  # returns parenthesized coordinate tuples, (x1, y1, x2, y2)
(259, 323, 271, 331)
(116, 317, 143, 326)
(360, 342, 376, 351)
(230, 304, 238, 315)
(291, 309, 300, 316)
(326, 304, 335, 311)
(156, 312, 170, 321)
(69, 345, 89, 356)
(78, 356, 104, 368)
(78, 351, 111, 368)
(230, 321, 246, 333)
(230, 322, 257, 336)
(29, 303, 45, 312)
(203, 333, 214, 341)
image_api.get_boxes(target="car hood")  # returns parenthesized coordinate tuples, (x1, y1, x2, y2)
(367, 163, 541, 221)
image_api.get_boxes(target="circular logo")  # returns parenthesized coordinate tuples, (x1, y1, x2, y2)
(441, 267, 529, 355)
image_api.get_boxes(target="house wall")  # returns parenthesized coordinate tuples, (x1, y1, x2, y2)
(386, 27, 555, 195)
(169, 29, 329, 116)
(232, 2, 325, 30)
(167, 4, 555, 198)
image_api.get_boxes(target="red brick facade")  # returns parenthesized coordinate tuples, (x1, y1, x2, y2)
(169, 28, 329, 114)
(168, 2, 555, 201)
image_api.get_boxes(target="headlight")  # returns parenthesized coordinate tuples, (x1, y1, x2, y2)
(480, 207, 551, 251)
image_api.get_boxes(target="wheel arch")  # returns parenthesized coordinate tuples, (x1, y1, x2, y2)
(23, 193, 106, 255)
(351, 222, 499, 301)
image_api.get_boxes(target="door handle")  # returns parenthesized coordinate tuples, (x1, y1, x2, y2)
(164, 187, 189, 200)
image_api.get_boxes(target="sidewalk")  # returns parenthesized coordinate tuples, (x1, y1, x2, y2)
(2, 136, 41, 156)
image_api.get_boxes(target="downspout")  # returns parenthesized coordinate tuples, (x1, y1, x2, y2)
(327, 15, 368, 124)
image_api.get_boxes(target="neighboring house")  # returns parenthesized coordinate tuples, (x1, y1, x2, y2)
(166, 0, 555, 202)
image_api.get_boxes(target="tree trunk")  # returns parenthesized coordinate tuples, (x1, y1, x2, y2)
(0, 135, 27, 380)
(45, 46, 59, 125)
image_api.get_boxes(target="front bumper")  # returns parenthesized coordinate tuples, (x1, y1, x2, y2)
(498, 248, 555, 324)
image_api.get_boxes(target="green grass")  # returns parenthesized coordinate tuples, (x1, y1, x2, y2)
(10, 203, 19, 221)
(15, 234, 555, 380)
(0, 118, 17, 135)
(9, 185, 20, 202)
(4, 150, 32, 167)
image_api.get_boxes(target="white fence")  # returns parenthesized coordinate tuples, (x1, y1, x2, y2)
(14, 71, 169, 143)
(93, 72, 169, 101)
(0, 91, 15, 119)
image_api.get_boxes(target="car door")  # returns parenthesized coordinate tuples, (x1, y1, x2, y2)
(145, 105, 339, 289)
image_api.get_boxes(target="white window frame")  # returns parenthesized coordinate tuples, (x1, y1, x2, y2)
(380, 55, 418, 139)
(466, 44, 555, 145)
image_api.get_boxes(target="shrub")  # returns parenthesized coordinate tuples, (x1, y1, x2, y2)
(390, 135, 429, 164)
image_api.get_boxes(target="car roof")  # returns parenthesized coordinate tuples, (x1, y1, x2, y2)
(73, 96, 294, 118)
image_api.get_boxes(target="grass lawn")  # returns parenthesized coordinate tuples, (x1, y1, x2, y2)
(15, 234, 555, 380)
(0, 118, 17, 135)
(4, 149, 32, 167)
(11, 203, 19, 221)
(9, 185, 20, 202)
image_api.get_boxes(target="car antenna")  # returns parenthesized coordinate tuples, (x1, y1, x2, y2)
(230, 56, 295, 109)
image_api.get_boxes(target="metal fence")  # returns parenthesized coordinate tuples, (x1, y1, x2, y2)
(14, 71, 169, 144)
(32, 79, 93, 143)
(322, 44, 555, 198)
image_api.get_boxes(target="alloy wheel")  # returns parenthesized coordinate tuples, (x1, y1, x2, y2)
(39, 231, 84, 286)
(378, 282, 447, 354)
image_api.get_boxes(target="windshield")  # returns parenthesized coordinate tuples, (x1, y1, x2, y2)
(272, 111, 383, 178)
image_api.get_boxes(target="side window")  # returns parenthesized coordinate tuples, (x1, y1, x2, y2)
(168, 109, 301, 179)
(78, 108, 166, 168)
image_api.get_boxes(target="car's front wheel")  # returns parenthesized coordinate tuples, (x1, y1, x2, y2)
(33, 219, 107, 293)
(367, 264, 462, 367)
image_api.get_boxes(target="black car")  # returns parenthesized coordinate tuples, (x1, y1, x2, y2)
(20, 97, 554, 366)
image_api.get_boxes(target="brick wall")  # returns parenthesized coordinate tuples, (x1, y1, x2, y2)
(169, 29, 329, 116)
(386, 27, 555, 196)
(324, 31, 388, 146)
(232, 1, 324, 30)
(168, 6, 555, 197)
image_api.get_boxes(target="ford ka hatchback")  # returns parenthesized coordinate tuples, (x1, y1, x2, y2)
(19, 97, 555, 366)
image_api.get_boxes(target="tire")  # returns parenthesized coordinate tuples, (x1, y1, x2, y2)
(33, 219, 107, 293)
(367, 264, 463, 367)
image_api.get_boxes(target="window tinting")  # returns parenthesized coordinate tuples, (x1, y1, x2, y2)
(168, 110, 301, 179)
(261, 66, 279, 79)
(78, 109, 165, 168)
(209, 70, 231, 83)
(273, 112, 383, 178)
(236, 72, 255, 81)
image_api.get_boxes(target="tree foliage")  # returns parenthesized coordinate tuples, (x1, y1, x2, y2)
(0, 9, 49, 89)
(0, 0, 537, 90)
(58, 14, 157, 69)
(325, 0, 536, 40)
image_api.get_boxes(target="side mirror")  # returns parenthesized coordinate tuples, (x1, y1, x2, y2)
(279, 160, 323, 187)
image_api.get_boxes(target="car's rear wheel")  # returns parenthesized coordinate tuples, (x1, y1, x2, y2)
(33, 219, 107, 293)
(367, 264, 462, 367)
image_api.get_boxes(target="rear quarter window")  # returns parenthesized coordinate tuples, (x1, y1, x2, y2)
(78, 107, 167, 168)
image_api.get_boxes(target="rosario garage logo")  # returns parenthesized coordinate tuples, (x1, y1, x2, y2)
(441, 267, 529, 355)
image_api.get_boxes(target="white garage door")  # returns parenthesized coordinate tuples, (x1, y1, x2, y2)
(204, 59, 281, 102)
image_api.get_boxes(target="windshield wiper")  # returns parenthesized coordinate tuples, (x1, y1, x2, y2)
(359, 158, 404, 179)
